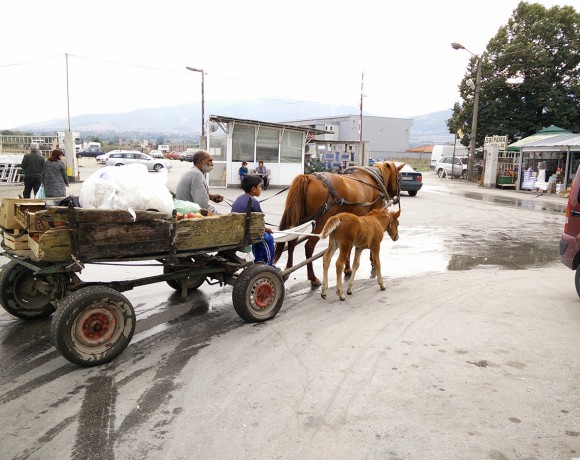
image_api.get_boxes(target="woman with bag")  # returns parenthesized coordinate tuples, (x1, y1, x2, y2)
(42, 149, 69, 197)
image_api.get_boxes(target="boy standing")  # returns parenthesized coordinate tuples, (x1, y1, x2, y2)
(231, 174, 274, 265)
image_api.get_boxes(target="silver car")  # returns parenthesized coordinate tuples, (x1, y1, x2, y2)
(434, 156, 468, 179)
(105, 151, 172, 172)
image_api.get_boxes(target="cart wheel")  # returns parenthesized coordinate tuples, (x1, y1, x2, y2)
(51, 286, 135, 367)
(232, 264, 284, 322)
(0, 260, 55, 320)
(163, 263, 205, 291)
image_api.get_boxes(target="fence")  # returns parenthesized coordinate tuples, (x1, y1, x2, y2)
(0, 155, 24, 185)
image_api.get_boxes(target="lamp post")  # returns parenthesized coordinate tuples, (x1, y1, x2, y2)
(185, 66, 206, 149)
(451, 42, 482, 182)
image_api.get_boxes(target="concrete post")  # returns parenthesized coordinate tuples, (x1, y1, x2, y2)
(64, 131, 79, 183)
(483, 144, 499, 188)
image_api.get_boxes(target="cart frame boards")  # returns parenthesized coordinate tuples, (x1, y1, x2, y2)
(0, 200, 320, 366)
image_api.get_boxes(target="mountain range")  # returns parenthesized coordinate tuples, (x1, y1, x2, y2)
(17, 99, 455, 148)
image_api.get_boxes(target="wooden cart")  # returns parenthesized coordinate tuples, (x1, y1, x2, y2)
(0, 201, 318, 367)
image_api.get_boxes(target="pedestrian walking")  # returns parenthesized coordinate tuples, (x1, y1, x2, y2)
(21, 142, 45, 198)
(42, 149, 69, 197)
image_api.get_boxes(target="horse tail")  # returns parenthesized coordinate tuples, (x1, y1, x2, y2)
(320, 216, 341, 239)
(274, 175, 311, 262)
(278, 175, 310, 230)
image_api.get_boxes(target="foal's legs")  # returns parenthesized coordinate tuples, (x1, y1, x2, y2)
(370, 244, 385, 291)
(335, 245, 351, 301)
(321, 237, 338, 299)
(347, 247, 363, 295)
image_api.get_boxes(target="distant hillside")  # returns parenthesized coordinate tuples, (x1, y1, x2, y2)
(16, 99, 452, 147)
(408, 109, 455, 147)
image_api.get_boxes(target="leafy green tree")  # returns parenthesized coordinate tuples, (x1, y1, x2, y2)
(448, 2, 580, 148)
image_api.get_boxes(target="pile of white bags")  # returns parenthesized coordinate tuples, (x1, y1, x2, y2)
(79, 164, 174, 218)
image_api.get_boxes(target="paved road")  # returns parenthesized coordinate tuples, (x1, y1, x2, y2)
(1, 163, 578, 460)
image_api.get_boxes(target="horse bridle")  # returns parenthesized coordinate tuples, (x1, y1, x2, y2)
(299, 167, 400, 225)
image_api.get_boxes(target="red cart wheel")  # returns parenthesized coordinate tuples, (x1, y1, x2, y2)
(51, 286, 135, 366)
(232, 264, 284, 322)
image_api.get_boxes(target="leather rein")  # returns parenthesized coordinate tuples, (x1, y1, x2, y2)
(301, 166, 400, 225)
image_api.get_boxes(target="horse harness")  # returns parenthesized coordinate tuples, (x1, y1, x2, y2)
(301, 167, 400, 225)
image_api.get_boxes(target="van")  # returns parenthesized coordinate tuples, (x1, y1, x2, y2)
(158, 145, 170, 153)
(430, 145, 468, 169)
(560, 165, 580, 297)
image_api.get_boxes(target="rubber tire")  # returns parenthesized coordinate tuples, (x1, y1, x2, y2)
(574, 266, 580, 298)
(0, 260, 55, 319)
(115, 163, 123, 167)
(163, 262, 205, 291)
(437, 168, 446, 179)
(232, 264, 284, 322)
(408, 190, 417, 197)
(51, 286, 135, 367)
(153, 164, 163, 172)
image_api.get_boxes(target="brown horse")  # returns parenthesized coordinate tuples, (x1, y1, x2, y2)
(320, 207, 401, 300)
(274, 162, 404, 285)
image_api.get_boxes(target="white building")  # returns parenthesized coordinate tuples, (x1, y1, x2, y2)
(288, 115, 413, 160)
(207, 115, 328, 188)
(206, 113, 413, 188)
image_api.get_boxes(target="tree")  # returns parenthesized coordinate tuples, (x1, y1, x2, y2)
(447, 2, 580, 148)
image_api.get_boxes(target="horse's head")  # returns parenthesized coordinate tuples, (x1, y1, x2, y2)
(386, 208, 401, 242)
(372, 161, 405, 203)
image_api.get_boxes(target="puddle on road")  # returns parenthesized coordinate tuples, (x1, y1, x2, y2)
(463, 191, 566, 214)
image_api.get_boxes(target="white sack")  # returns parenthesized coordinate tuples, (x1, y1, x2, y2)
(79, 164, 174, 217)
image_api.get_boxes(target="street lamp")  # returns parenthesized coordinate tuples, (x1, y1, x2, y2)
(185, 66, 206, 149)
(452, 42, 482, 182)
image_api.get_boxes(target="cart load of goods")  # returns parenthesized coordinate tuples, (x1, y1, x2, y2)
(0, 165, 264, 263)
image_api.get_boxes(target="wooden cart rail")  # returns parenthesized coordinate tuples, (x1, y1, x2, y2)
(10, 206, 265, 263)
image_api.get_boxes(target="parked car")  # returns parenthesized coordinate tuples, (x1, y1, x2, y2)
(183, 151, 195, 162)
(149, 150, 164, 158)
(96, 151, 114, 164)
(398, 163, 423, 196)
(77, 147, 104, 158)
(165, 151, 183, 160)
(560, 164, 580, 296)
(105, 151, 172, 172)
(434, 156, 468, 179)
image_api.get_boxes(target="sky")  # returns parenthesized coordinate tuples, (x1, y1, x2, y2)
(0, 0, 571, 129)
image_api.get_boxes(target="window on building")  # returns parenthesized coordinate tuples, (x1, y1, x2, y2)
(209, 134, 226, 161)
(280, 130, 303, 163)
(232, 125, 255, 162)
(256, 127, 279, 163)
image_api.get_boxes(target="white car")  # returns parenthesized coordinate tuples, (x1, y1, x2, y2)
(105, 151, 172, 172)
(150, 150, 164, 158)
(434, 156, 468, 179)
(96, 152, 114, 164)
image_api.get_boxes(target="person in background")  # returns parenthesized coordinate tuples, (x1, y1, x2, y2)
(175, 150, 224, 213)
(254, 160, 269, 190)
(238, 161, 249, 186)
(42, 149, 69, 197)
(231, 174, 275, 265)
(21, 142, 45, 198)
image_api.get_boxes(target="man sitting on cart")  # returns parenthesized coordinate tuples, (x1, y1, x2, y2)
(231, 174, 275, 265)
(175, 150, 224, 213)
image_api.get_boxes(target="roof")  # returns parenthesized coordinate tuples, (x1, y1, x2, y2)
(406, 145, 433, 153)
(507, 125, 573, 151)
(519, 133, 580, 152)
(209, 114, 330, 135)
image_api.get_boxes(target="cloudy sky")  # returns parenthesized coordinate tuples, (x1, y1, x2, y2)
(0, 0, 569, 128)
